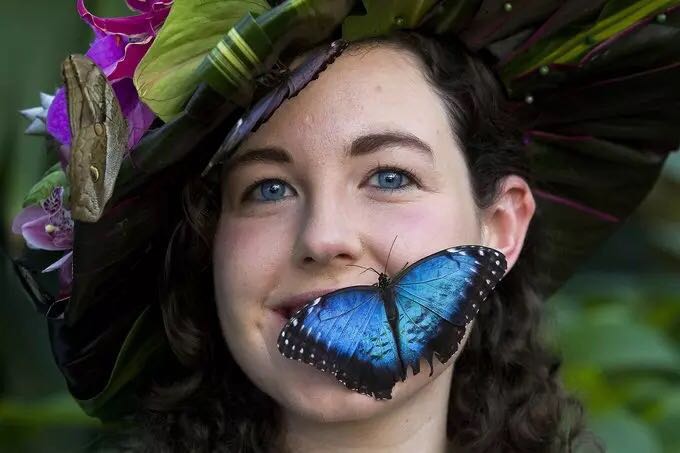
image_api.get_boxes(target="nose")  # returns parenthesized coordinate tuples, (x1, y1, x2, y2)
(293, 193, 363, 269)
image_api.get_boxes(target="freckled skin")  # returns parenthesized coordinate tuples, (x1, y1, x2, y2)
(213, 46, 483, 423)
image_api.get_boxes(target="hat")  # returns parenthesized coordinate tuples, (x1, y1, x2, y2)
(11, 0, 680, 421)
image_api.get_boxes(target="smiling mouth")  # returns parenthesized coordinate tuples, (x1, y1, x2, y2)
(273, 288, 341, 320)
(273, 306, 301, 319)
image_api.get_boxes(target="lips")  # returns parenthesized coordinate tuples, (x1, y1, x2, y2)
(272, 288, 340, 319)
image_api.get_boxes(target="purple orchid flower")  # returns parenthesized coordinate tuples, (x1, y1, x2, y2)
(12, 187, 74, 288)
(46, 0, 171, 150)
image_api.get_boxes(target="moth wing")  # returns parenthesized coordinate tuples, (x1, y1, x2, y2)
(202, 40, 348, 175)
(201, 83, 288, 175)
(62, 54, 127, 222)
(100, 73, 127, 204)
(62, 54, 90, 134)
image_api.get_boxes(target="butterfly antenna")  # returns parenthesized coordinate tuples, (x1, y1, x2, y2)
(383, 235, 399, 274)
(345, 263, 381, 277)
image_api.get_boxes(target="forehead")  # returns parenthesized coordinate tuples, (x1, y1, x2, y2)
(232, 44, 456, 162)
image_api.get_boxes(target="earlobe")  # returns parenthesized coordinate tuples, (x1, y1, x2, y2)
(480, 175, 535, 272)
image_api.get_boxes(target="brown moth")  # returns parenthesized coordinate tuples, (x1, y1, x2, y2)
(62, 54, 128, 223)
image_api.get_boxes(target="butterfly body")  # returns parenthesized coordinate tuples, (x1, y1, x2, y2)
(368, 272, 404, 378)
(278, 245, 507, 399)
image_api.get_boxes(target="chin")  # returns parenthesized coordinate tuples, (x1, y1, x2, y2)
(275, 376, 394, 423)
(270, 374, 393, 423)
(268, 358, 454, 423)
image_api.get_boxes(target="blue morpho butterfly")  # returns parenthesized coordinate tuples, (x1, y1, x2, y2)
(201, 39, 349, 177)
(277, 243, 507, 399)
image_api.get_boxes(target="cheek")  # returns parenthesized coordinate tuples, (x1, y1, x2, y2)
(213, 216, 288, 295)
(360, 196, 480, 262)
(212, 215, 291, 344)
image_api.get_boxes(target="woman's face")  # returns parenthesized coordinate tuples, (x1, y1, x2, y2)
(213, 44, 487, 422)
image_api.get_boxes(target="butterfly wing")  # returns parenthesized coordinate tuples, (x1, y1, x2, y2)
(63, 54, 127, 223)
(392, 245, 507, 375)
(284, 39, 347, 95)
(201, 39, 348, 175)
(277, 286, 404, 399)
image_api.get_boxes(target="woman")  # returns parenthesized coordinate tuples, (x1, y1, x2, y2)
(122, 33, 593, 452)
(11, 1, 678, 452)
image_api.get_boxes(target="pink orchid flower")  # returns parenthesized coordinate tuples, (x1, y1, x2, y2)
(12, 187, 74, 288)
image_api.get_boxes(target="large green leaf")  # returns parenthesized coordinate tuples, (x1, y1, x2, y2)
(342, 0, 437, 40)
(21, 164, 67, 207)
(591, 410, 663, 453)
(500, 0, 675, 79)
(77, 305, 166, 421)
(558, 317, 680, 372)
(134, 0, 270, 122)
(655, 391, 680, 452)
(663, 150, 680, 182)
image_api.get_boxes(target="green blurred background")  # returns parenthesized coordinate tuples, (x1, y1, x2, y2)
(1, 1, 679, 451)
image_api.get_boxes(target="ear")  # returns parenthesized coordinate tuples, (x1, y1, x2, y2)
(480, 175, 535, 272)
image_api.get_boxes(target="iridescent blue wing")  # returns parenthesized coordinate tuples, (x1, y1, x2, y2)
(277, 286, 404, 399)
(392, 245, 507, 375)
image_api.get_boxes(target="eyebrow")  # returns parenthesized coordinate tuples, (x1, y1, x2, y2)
(222, 131, 433, 176)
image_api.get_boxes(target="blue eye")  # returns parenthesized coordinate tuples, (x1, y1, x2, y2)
(245, 179, 295, 203)
(368, 168, 414, 191)
(242, 167, 418, 205)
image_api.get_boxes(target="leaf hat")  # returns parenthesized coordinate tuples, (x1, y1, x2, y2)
(10, 0, 680, 420)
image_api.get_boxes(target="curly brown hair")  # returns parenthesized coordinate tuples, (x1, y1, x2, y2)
(117, 31, 603, 452)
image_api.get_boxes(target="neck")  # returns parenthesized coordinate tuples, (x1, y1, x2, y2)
(280, 365, 454, 453)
